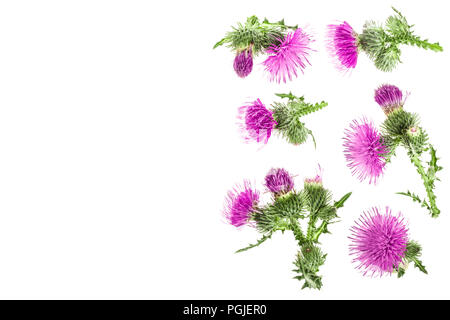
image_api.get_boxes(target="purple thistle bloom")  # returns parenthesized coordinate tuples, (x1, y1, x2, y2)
(264, 168, 294, 195)
(263, 28, 313, 83)
(326, 22, 359, 71)
(343, 118, 387, 184)
(238, 99, 277, 144)
(374, 84, 404, 115)
(233, 47, 253, 78)
(349, 207, 408, 276)
(224, 181, 259, 227)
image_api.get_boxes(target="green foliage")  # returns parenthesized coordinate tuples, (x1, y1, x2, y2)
(272, 92, 328, 146)
(396, 240, 427, 277)
(234, 172, 351, 290)
(213, 16, 297, 55)
(293, 243, 326, 290)
(254, 192, 305, 234)
(235, 233, 272, 253)
(358, 7, 442, 71)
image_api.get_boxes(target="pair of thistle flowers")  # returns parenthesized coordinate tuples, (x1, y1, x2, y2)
(214, 8, 442, 81)
(219, 9, 442, 290)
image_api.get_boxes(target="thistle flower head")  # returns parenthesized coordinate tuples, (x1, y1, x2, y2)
(349, 207, 408, 276)
(233, 47, 253, 78)
(264, 168, 294, 195)
(263, 28, 313, 83)
(238, 99, 277, 144)
(343, 118, 387, 184)
(326, 22, 359, 71)
(224, 181, 259, 227)
(374, 84, 404, 115)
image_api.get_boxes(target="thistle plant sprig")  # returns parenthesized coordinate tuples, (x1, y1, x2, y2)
(376, 85, 442, 218)
(343, 84, 442, 218)
(238, 92, 328, 146)
(223, 168, 352, 290)
(327, 7, 443, 72)
(214, 16, 313, 82)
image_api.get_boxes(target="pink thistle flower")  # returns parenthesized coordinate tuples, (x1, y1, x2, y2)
(349, 207, 408, 276)
(263, 28, 313, 83)
(264, 168, 294, 195)
(238, 99, 277, 144)
(224, 181, 259, 228)
(233, 47, 253, 78)
(343, 118, 387, 184)
(374, 84, 405, 115)
(326, 22, 359, 72)
(304, 165, 323, 185)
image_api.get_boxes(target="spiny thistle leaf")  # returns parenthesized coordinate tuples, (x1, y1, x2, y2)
(397, 191, 431, 211)
(333, 192, 352, 209)
(235, 233, 272, 253)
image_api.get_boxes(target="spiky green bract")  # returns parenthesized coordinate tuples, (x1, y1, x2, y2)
(213, 16, 297, 55)
(293, 243, 326, 290)
(381, 109, 442, 217)
(271, 92, 328, 146)
(254, 192, 306, 235)
(233, 170, 352, 290)
(358, 7, 443, 72)
(396, 240, 427, 277)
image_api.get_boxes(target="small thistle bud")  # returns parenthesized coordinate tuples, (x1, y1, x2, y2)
(224, 181, 259, 228)
(233, 47, 253, 78)
(375, 84, 404, 115)
(407, 126, 420, 137)
(238, 99, 277, 144)
(264, 168, 294, 195)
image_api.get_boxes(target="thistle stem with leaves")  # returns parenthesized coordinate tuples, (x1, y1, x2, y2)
(374, 84, 442, 217)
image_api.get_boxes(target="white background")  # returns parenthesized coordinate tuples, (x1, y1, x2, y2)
(0, 0, 449, 299)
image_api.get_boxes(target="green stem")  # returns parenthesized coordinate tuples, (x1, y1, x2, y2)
(306, 216, 317, 240)
(409, 149, 440, 217)
(290, 219, 306, 246)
